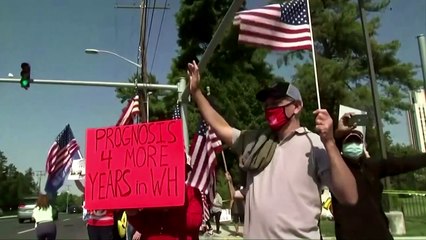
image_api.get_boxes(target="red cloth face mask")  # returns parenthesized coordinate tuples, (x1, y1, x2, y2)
(265, 103, 294, 131)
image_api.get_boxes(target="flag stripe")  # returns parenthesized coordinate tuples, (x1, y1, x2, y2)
(116, 95, 140, 126)
(187, 120, 222, 199)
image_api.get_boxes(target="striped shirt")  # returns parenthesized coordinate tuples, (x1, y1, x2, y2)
(87, 209, 114, 226)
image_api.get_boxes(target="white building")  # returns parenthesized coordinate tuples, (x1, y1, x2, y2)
(408, 89, 426, 152)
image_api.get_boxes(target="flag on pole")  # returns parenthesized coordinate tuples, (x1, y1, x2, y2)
(45, 124, 79, 193)
(116, 95, 140, 126)
(186, 119, 222, 223)
(234, 0, 312, 51)
(187, 120, 222, 194)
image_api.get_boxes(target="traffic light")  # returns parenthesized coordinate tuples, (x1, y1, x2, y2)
(20, 62, 31, 90)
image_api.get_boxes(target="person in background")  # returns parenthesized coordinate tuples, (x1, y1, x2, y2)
(32, 193, 57, 240)
(225, 172, 245, 237)
(332, 113, 426, 240)
(75, 178, 116, 240)
(206, 192, 223, 234)
(85, 209, 115, 240)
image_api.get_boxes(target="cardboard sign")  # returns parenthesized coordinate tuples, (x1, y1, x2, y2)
(68, 150, 85, 180)
(85, 120, 185, 210)
(338, 105, 367, 139)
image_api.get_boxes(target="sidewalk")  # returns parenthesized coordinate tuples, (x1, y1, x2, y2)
(199, 221, 243, 240)
(199, 222, 426, 240)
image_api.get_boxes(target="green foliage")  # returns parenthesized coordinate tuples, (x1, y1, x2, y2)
(0, 150, 37, 210)
(272, 0, 420, 166)
(55, 192, 83, 212)
(115, 1, 421, 189)
(115, 0, 278, 178)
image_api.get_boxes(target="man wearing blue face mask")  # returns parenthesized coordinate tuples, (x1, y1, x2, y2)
(332, 113, 426, 240)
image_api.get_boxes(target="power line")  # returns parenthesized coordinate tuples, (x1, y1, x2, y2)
(150, 0, 168, 73)
(146, 0, 157, 50)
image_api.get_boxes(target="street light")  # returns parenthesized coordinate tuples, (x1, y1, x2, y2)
(84, 48, 141, 69)
(85, 48, 146, 122)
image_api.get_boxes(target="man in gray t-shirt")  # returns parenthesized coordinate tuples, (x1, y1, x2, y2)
(187, 60, 358, 239)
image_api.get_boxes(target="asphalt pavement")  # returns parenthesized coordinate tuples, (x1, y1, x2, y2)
(1, 214, 424, 240)
(0, 213, 88, 240)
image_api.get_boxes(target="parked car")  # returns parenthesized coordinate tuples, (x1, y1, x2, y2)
(18, 197, 59, 223)
(68, 205, 83, 214)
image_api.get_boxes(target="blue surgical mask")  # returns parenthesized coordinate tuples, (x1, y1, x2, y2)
(342, 143, 364, 160)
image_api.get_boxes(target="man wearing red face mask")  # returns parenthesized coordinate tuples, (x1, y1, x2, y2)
(187, 60, 358, 239)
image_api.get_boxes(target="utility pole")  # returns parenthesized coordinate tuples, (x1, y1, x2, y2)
(139, 0, 149, 123)
(34, 170, 45, 193)
(116, 1, 169, 123)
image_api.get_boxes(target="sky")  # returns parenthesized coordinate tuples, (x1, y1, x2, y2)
(0, 0, 425, 195)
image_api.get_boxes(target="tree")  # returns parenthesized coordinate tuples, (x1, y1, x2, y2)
(115, 1, 279, 183)
(272, 0, 420, 159)
(0, 150, 38, 211)
(168, 0, 280, 182)
(115, 73, 172, 122)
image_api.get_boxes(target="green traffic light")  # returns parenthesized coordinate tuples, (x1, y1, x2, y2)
(21, 79, 30, 88)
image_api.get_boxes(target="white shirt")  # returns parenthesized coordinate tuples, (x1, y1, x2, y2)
(32, 206, 53, 224)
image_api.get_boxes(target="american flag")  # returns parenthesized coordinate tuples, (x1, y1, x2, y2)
(186, 119, 222, 223)
(45, 124, 79, 193)
(234, 0, 312, 51)
(116, 95, 140, 126)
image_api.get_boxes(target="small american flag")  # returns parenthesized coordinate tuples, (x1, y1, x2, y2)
(45, 124, 79, 193)
(186, 120, 222, 223)
(234, 0, 312, 51)
(116, 95, 140, 126)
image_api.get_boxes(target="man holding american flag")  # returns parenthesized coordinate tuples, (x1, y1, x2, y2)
(186, 0, 358, 234)
(187, 62, 357, 238)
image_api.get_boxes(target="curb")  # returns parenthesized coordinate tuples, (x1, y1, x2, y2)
(0, 215, 17, 219)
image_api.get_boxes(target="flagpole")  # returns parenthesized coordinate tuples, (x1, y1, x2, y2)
(221, 152, 228, 172)
(306, 0, 321, 109)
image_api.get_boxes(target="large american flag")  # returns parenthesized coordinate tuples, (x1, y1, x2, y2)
(234, 0, 312, 51)
(116, 95, 140, 126)
(45, 124, 79, 193)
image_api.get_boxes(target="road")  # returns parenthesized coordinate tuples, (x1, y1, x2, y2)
(0, 213, 88, 240)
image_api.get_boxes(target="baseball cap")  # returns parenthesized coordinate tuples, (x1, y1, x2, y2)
(256, 81, 303, 104)
(343, 130, 363, 144)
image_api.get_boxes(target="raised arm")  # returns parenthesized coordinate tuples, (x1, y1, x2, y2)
(188, 61, 234, 146)
(314, 109, 358, 205)
(377, 153, 426, 177)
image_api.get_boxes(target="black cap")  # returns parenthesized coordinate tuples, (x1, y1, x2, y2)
(256, 82, 303, 104)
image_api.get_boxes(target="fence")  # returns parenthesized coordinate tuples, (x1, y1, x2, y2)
(383, 190, 426, 217)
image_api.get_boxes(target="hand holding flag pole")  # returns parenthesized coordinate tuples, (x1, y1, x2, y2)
(234, 0, 321, 109)
(305, 0, 321, 109)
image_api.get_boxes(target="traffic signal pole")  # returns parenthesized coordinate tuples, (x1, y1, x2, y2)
(0, 77, 190, 153)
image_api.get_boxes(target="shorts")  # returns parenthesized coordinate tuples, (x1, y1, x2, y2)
(232, 214, 244, 224)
